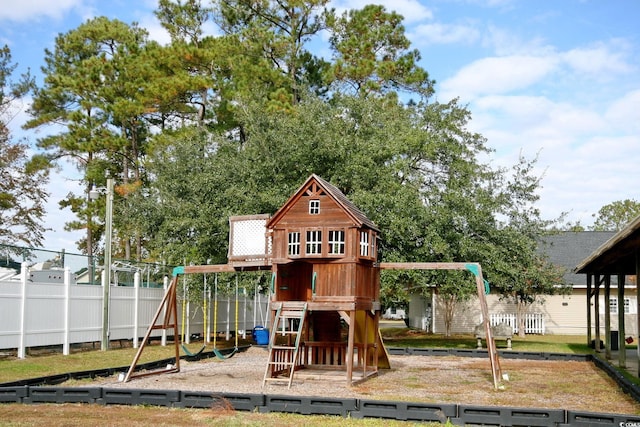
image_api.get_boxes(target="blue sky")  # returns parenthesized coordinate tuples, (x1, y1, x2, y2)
(2, 0, 639, 251)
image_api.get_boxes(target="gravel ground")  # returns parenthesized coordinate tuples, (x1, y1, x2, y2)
(86, 346, 640, 415)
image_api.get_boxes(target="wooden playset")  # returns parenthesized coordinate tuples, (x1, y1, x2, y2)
(124, 174, 502, 388)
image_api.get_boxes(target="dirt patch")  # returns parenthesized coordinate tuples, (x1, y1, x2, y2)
(77, 346, 640, 415)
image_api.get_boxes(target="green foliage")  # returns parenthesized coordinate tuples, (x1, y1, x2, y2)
(591, 199, 640, 231)
(0, 45, 49, 247)
(327, 4, 434, 98)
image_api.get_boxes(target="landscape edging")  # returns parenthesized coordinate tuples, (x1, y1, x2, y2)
(1, 346, 639, 426)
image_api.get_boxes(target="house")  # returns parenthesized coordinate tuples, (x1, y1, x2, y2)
(406, 231, 635, 335)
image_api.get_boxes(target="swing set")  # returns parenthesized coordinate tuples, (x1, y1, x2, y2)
(123, 265, 266, 382)
(180, 273, 240, 358)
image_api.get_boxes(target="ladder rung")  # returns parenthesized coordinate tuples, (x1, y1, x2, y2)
(281, 312, 304, 317)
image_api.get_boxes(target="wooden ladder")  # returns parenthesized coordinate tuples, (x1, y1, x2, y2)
(262, 302, 307, 389)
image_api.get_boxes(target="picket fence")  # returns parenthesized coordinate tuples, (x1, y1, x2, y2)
(490, 312, 545, 334)
(0, 263, 269, 358)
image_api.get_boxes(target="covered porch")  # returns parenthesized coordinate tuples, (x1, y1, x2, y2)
(576, 215, 640, 373)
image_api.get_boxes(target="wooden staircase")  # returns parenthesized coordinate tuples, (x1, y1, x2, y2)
(262, 302, 307, 389)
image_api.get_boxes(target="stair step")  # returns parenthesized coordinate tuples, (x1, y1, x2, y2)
(267, 361, 294, 366)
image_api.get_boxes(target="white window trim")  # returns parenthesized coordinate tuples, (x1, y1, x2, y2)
(309, 199, 320, 215)
(360, 231, 369, 257)
(305, 229, 322, 255)
(288, 231, 301, 257)
(328, 229, 345, 255)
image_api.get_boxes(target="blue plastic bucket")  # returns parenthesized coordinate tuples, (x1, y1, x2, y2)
(252, 326, 269, 345)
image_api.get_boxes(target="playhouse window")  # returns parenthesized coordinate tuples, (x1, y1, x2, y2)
(359, 231, 369, 257)
(306, 230, 322, 255)
(288, 232, 301, 256)
(309, 199, 320, 214)
(328, 230, 345, 255)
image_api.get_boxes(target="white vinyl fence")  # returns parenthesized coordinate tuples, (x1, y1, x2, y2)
(0, 263, 269, 358)
(490, 313, 545, 335)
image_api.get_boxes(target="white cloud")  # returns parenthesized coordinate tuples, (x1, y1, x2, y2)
(481, 25, 553, 56)
(412, 22, 480, 45)
(563, 40, 634, 77)
(440, 55, 558, 101)
(0, 0, 86, 22)
(605, 89, 640, 132)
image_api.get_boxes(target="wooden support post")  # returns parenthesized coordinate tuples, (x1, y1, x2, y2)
(363, 310, 368, 379)
(604, 275, 611, 359)
(594, 274, 601, 352)
(472, 264, 502, 389)
(618, 272, 626, 368)
(586, 274, 592, 347)
(346, 310, 355, 385)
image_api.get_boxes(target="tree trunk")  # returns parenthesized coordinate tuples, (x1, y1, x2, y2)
(517, 299, 527, 337)
(442, 294, 458, 337)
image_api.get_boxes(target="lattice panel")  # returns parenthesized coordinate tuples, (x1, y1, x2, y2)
(229, 215, 271, 261)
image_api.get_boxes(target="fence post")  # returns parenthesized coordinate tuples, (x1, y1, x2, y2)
(133, 271, 140, 349)
(63, 267, 72, 355)
(18, 262, 28, 359)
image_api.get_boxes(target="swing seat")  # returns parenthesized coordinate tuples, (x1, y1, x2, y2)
(181, 344, 206, 357)
(213, 346, 238, 360)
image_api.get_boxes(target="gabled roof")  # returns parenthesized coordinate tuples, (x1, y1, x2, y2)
(267, 174, 379, 232)
(539, 232, 616, 285)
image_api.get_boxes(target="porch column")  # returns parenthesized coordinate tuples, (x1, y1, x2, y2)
(594, 274, 601, 352)
(604, 274, 611, 359)
(587, 274, 592, 346)
(618, 272, 626, 368)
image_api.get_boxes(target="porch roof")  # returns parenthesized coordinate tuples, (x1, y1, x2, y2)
(575, 214, 640, 276)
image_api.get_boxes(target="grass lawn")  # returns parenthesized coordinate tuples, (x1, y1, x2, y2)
(381, 328, 595, 353)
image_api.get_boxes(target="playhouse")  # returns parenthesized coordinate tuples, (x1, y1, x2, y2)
(262, 174, 388, 386)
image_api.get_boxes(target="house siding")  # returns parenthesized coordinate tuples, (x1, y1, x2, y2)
(428, 289, 638, 336)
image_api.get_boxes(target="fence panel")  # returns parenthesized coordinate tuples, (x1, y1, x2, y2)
(68, 284, 102, 344)
(490, 313, 545, 334)
(24, 283, 65, 347)
(0, 282, 22, 348)
(0, 265, 270, 355)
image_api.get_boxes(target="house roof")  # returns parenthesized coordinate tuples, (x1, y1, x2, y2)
(539, 231, 615, 286)
(575, 214, 640, 275)
(267, 174, 379, 232)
